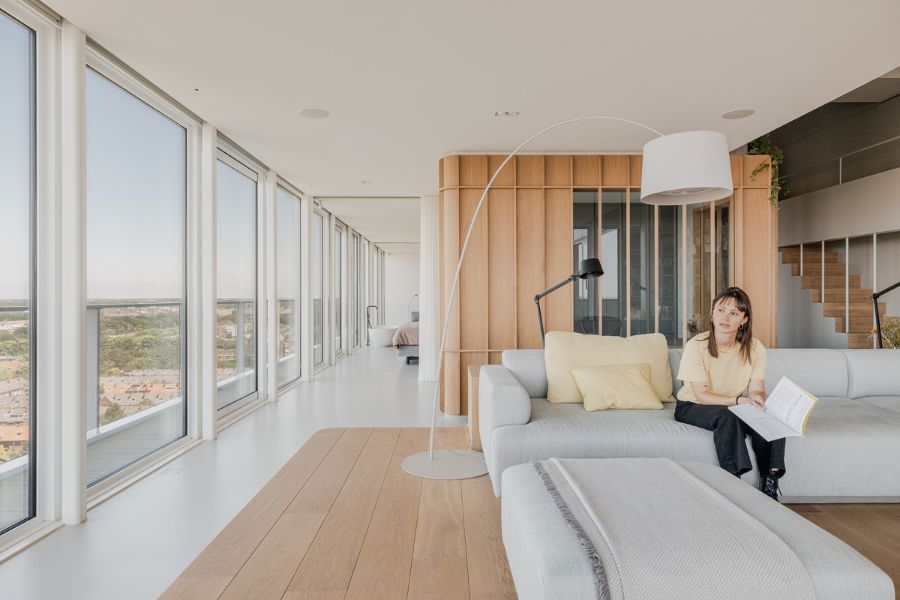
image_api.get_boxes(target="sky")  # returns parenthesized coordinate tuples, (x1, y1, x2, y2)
(0, 12, 32, 301)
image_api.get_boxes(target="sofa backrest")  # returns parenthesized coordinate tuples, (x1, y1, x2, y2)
(501, 346, 900, 401)
(764, 348, 849, 397)
(841, 349, 900, 399)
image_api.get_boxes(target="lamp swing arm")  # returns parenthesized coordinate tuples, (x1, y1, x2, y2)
(428, 116, 664, 459)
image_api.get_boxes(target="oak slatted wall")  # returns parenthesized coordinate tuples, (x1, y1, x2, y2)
(438, 153, 774, 415)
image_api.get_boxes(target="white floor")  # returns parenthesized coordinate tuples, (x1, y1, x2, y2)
(0, 347, 466, 600)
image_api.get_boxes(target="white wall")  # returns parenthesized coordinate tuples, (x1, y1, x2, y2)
(780, 166, 900, 246)
(385, 252, 420, 326)
(779, 167, 900, 318)
(777, 263, 848, 348)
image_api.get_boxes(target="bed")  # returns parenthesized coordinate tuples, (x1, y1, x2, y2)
(392, 321, 419, 364)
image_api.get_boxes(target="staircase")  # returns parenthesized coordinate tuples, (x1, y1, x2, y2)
(780, 245, 887, 348)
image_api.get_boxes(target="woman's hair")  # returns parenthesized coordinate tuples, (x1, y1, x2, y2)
(706, 287, 753, 364)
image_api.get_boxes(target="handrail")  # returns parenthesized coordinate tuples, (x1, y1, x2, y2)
(873, 281, 900, 349)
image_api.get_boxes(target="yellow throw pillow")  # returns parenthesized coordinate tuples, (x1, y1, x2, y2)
(544, 331, 672, 403)
(572, 363, 664, 411)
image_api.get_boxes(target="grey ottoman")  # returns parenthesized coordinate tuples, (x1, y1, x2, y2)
(502, 459, 894, 600)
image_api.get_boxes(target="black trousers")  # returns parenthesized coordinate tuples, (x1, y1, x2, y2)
(674, 400, 786, 477)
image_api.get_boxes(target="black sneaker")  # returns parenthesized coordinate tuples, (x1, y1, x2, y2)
(760, 473, 781, 501)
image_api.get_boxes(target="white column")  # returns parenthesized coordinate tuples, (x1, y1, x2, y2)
(200, 123, 218, 440)
(59, 21, 87, 525)
(265, 171, 278, 399)
(419, 195, 440, 382)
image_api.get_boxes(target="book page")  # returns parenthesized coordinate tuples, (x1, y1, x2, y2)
(763, 377, 817, 434)
(729, 404, 802, 442)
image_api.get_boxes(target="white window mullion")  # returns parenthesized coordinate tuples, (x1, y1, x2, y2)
(199, 123, 217, 440)
(59, 20, 87, 525)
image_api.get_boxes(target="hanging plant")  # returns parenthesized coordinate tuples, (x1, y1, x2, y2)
(747, 134, 788, 208)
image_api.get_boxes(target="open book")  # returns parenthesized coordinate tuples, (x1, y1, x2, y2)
(728, 377, 818, 442)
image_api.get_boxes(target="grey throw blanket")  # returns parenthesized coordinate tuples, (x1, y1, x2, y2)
(534, 458, 816, 600)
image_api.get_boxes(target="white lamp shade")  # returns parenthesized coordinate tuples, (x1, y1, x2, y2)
(640, 130, 734, 205)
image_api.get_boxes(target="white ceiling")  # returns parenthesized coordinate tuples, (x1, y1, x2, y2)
(47, 0, 900, 200)
(320, 197, 420, 252)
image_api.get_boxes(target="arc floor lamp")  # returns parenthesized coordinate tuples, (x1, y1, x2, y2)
(402, 117, 735, 479)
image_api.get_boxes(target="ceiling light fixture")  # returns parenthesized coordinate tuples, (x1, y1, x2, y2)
(300, 108, 330, 119)
(722, 109, 755, 120)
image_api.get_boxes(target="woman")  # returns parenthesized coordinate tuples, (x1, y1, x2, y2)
(675, 287, 785, 500)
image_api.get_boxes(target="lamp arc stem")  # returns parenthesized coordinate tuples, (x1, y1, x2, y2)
(427, 116, 664, 459)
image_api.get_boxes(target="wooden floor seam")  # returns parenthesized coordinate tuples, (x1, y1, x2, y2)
(162, 427, 900, 599)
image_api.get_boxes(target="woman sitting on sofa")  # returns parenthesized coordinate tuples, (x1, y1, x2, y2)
(674, 286, 784, 501)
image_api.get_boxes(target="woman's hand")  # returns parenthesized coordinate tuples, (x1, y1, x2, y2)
(738, 396, 766, 411)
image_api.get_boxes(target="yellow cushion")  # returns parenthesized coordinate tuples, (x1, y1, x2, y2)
(544, 331, 672, 403)
(572, 363, 664, 411)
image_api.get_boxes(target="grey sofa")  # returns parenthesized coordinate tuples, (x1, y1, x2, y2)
(479, 347, 900, 501)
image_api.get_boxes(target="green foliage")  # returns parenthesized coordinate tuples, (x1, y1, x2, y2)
(101, 402, 124, 425)
(873, 317, 900, 348)
(747, 134, 788, 208)
(98, 312, 181, 375)
(0, 325, 29, 358)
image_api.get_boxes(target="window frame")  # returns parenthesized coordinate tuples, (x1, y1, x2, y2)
(83, 44, 202, 505)
(275, 182, 303, 391)
(214, 143, 265, 421)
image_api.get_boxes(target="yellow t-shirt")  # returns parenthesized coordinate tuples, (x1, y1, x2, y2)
(676, 333, 766, 402)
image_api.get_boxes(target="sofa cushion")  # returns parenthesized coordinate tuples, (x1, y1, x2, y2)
(572, 363, 663, 411)
(501, 349, 548, 399)
(855, 396, 900, 414)
(545, 332, 671, 403)
(841, 349, 900, 399)
(485, 399, 751, 495)
(764, 349, 848, 398)
(781, 398, 900, 499)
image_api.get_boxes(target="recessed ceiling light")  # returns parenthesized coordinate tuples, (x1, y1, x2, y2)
(300, 108, 330, 119)
(494, 111, 520, 117)
(722, 109, 755, 120)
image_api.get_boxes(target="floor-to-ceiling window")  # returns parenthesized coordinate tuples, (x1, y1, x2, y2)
(363, 239, 371, 340)
(378, 249, 386, 325)
(215, 154, 258, 409)
(85, 67, 187, 485)
(334, 223, 345, 357)
(573, 191, 599, 333)
(313, 212, 325, 367)
(629, 189, 655, 336)
(351, 232, 360, 348)
(688, 202, 713, 338)
(276, 185, 301, 387)
(658, 205, 682, 347)
(0, 9, 35, 532)
(601, 191, 627, 337)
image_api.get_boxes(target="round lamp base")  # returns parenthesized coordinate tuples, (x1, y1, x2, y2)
(402, 449, 489, 480)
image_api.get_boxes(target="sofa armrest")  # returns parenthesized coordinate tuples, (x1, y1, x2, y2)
(479, 366, 532, 461)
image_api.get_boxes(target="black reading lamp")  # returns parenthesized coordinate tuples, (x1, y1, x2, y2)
(535, 258, 604, 345)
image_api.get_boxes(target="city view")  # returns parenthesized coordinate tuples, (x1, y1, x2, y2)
(0, 299, 299, 465)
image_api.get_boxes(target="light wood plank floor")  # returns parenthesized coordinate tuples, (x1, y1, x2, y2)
(161, 427, 516, 600)
(163, 426, 900, 599)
